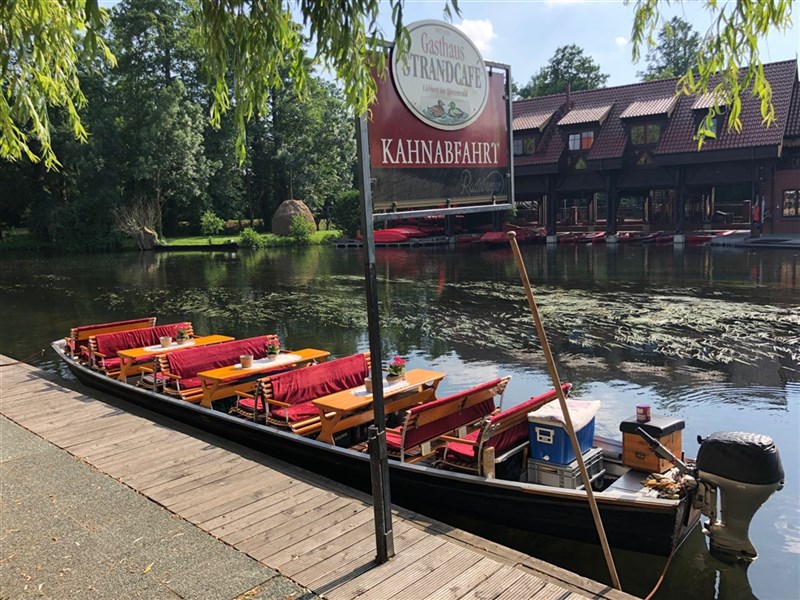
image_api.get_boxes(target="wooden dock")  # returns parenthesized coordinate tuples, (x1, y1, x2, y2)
(0, 357, 632, 600)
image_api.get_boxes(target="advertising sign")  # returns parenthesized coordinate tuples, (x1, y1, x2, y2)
(367, 20, 510, 211)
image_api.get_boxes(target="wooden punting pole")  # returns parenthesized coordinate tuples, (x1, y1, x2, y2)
(506, 231, 622, 591)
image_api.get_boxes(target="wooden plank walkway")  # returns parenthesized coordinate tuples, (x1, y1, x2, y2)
(0, 357, 632, 600)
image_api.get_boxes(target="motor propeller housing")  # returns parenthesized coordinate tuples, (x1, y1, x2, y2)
(694, 432, 784, 561)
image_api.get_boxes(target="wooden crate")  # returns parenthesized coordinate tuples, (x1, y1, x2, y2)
(622, 430, 682, 473)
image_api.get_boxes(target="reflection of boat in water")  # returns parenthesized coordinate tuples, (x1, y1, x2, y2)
(479, 224, 545, 246)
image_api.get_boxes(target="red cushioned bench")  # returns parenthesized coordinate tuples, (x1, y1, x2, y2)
(156, 335, 279, 403)
(230, 353, 370, 437)
(89, 322, 192, 378)
(67, 317, 157, 362)
(437, 383, 572, 478)
(384, 376, 511, 463)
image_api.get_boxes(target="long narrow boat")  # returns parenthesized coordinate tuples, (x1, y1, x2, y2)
(51, 337, 783, 561)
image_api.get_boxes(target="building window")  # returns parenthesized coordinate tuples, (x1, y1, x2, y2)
(784, 190, 799, 217)
(513, 135, 537, 156)
(568, 131, 594, 150)
(631, 123, 661, 145)
(694, 111, 722, 137)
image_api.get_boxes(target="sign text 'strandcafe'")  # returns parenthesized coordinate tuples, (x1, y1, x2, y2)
(367, 20, 510, 211)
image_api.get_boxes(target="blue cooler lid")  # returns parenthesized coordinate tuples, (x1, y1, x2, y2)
(620, 415, 685, 436)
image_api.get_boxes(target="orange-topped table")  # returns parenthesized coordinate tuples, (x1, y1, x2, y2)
(197, 348, 330, 408)
(312, 369, 445, 445)
(116, 335, 234, 381)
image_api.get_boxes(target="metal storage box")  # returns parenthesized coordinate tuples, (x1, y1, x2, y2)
(527, 447, 605, 489)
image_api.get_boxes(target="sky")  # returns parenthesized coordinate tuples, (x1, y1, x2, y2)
(377, 0, 800, 88)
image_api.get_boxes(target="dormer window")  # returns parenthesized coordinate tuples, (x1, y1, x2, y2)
(514, 134, 538, 156)
(568, 131, 594, 150)
(630, 123, 661, 145)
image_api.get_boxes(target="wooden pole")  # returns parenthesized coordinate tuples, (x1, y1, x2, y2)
(506, 231, 622, 590)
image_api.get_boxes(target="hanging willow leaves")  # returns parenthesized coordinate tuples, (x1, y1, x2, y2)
(0, 0, 115, 169)
(628, 0, 793, 148)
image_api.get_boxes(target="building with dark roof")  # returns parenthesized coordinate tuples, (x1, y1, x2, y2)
(512, 59, 800, 236)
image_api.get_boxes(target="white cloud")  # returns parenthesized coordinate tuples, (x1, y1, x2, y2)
(455, 19, 497, 55)
(615, 37, 628, 47)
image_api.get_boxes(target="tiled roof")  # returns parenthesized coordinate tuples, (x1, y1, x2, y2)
(620, 97, 678, 119)
(786, 84, 800, 137)
(557, 105, 612, 126)
(512, 110, 555, 131)
(691, 93, 723, 110)
(511, 59, 799, 164)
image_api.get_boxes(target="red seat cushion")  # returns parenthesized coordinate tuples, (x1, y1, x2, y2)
(444, 383, 572, 462)
(166, 376, 201, 390)
(236, 395, 266, 413)
(271, 401, 320, 422)
(99, 357, 121, 370)
(95, 322, 191, 357)
(270, 354, 367, 410)
(385, 429, 403, 451)
(166, 335, 277, 380)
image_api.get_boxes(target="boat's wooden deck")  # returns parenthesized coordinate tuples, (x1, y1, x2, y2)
(1, 357, 633, 600)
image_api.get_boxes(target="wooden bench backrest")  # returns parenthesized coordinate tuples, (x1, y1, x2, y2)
(261, 352, 371, 406)
(477, 383, 572, 456)
(90, 322, 193, 359)
(399, 376, 510, 451)
(68, 317, 156, 355)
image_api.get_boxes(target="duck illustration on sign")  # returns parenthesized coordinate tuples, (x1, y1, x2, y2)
(424, 99, 471, 126)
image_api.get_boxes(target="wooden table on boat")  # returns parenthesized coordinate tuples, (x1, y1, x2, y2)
(197, 348, 330, 409)
(116, 335, 235, 381)
(313, 369, 445, 445)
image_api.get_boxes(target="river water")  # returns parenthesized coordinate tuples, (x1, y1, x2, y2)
(1, 243, 798, 598)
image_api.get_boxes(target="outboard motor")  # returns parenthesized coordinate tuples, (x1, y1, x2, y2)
(694, 432, 784, 561)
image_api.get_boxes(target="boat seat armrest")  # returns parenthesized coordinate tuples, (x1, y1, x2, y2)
(438, 434, 478, 446)
(267, 399, 292, 408)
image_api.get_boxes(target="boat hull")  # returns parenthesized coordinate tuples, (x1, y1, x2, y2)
(55, 341, 698, 557)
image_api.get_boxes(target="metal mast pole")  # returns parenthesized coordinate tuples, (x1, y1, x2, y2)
(356, 113, 394, 563)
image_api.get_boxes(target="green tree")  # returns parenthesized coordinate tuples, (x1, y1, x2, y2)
(516, 45, 609, 99)
(332, 189, 361, 238)
(630, 0, 794, 145)
(637, 17, 701, 81)
(110, 0, 210, 236)
(1, 0, 793, 166)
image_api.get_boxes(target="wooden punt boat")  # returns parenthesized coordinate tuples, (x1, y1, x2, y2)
(52, 337, 702, 558)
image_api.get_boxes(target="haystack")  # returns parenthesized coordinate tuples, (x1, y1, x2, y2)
(271, 199, 316, 236)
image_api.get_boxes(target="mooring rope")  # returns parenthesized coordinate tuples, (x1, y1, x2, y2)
(644, 547, 678, 600)
(0, 349, 46, 367)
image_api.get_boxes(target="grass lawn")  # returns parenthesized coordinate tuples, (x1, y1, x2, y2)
(161, 236, 237, 246)
(163, 230, 343, 247)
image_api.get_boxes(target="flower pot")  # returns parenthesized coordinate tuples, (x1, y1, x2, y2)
(159, 336, 172, 348)
(386, 373, 405, 384)
(240, 354, 254, 369)
(266, 352, 279, 361)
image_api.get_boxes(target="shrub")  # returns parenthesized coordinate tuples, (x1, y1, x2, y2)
(332, 189, 361, 238)
(200, 210, 225, 238)
(288, 215, 314, 243)
(239, 227, 266, 249)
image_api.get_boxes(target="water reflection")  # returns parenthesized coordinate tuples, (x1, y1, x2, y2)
(1, 243, 798, 598)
